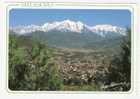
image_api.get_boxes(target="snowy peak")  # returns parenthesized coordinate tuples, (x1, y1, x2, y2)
(50, 19, 84, 33)
(91, 24, 126, 36)
(11, 25, 42, 35)
(38, 19, 84, 33)
(92, 24, 125, 33)
(11, 20, 126, 37)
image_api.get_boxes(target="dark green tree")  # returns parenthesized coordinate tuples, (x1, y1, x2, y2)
(9, 35, 63, 90)
(26, 41, 63, 90)
(9, 35, 29, 90)
(120, 29, 131, 83)
(106, 29, 131, 91)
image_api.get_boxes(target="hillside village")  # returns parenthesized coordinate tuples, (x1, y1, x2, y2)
(54, 49, 112, 86)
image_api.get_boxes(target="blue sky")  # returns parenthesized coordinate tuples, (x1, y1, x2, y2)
(9, 9, 131, 28)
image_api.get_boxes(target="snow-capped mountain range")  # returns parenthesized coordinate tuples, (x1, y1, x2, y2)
(10, 19, 126, 37)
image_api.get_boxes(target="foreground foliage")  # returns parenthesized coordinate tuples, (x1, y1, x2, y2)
(9, 35, 63, 90)
(105, 29, 131, 91)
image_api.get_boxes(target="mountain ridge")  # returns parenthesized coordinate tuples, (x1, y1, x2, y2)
(10, 19, 126, 37)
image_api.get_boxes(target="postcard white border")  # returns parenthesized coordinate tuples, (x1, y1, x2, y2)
(5, 2, 137, 94)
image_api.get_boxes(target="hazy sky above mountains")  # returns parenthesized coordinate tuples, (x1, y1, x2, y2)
(9, 9, 131, 28)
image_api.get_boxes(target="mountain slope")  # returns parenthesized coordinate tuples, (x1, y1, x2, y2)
(17, 30, 124, 51)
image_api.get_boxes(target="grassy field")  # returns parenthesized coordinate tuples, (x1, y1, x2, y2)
(63, 84, 101, 91)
